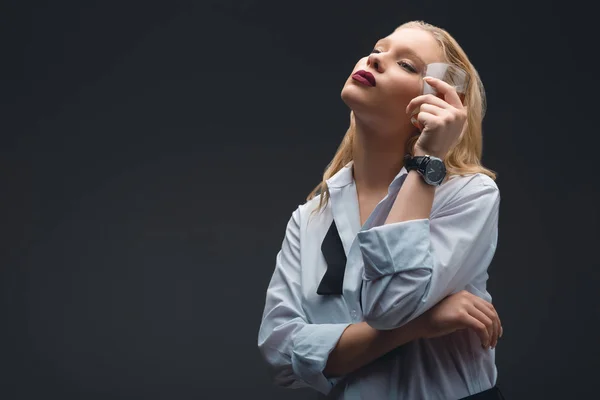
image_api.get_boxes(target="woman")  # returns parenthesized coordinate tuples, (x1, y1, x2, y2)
(258, 20, 505, 400)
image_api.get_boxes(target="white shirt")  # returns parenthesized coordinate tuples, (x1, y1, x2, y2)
(258, 161, 500, 399)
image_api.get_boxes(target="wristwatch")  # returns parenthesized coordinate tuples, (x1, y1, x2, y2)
(404, 154, 447, 186)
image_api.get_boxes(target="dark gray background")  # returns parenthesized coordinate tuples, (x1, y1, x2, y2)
(1, 1, 598, 399)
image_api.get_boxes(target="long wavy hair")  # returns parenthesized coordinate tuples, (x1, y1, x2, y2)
(306, 20, 496, 215)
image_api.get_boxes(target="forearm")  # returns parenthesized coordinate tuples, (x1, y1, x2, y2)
(385, 170, 435, 223)
(385, 150, 436, 224)
(323, 316, 425, 377)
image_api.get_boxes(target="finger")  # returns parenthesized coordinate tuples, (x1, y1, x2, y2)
(418, 103, 446, 117)
(416, 110, 437, 128)
(466, 304, 494, 348)
(406, 93, 451, 116)
(423, 76, 463, 109)
(474, 299, 501, 348)
(460, 312, 490, 348)
(470, 300, 498, 347)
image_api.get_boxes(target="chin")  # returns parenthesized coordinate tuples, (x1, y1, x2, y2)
(340, 81, 373, 114)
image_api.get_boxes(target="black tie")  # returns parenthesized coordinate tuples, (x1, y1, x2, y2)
(316, 220, 347, 295)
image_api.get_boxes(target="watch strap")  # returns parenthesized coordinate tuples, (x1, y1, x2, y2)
(404, 154, 428, 173)
(404, 154, 446, 186)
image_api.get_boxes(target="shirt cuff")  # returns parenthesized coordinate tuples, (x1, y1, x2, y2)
(291, 323, 351, 395)
(357, 219, 432, 281)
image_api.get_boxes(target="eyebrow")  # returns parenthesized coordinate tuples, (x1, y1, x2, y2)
(375, 38, 426, 67)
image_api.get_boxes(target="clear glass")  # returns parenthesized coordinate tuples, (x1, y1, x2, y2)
(410, 62, 470, 131)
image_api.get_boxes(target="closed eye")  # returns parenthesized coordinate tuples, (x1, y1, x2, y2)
(371, 49, 418, 73)
(398, 61, 417, 73)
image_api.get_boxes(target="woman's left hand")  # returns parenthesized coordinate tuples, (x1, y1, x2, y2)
(406, 76, 467, 159)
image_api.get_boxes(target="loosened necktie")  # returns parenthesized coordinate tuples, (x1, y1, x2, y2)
(316, 220, 347, 295)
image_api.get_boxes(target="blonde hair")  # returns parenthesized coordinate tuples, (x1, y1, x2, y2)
(306, 20, 496, 214)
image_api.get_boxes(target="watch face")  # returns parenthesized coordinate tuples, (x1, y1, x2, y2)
(425, 159, 446, 183)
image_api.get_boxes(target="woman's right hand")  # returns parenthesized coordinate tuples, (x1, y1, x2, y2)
(416, 290, 503, 349)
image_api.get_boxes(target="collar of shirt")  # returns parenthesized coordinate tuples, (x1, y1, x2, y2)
(326, 161, 408, 195)
(322, 160, 410, 257)
(325, 160, 408, 192)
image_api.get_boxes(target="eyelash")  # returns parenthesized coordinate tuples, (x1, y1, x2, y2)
(370, 49, 417, 73)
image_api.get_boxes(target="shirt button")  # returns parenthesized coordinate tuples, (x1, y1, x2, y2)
(350, 310, 358, 320)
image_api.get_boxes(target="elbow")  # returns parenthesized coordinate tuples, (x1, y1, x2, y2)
(270, 369, 301, 389)
(361, 309, 388, 330)
(361, 301, 389, 330)
(363, 314, 394, 331)
(257, 344, 300, 389)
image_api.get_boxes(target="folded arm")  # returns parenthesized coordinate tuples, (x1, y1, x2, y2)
(357, 172, 500, 330)
(258, 207, 430, 394)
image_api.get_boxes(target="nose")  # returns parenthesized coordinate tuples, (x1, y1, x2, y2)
(367, 53, 384, 73)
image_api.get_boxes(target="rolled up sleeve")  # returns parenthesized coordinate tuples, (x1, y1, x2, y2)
(357, 176, 500, 330)
(258, 208, 350, 395)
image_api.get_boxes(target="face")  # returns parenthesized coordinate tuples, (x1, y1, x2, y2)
(341, 27, 445, 134)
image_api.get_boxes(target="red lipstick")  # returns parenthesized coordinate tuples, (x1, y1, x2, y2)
(352, 70, 376, 87)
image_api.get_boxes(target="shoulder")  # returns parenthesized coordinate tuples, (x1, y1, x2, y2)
(445, 172, 499, 197)
(286, 194, 332, 239)
(446, 172, 498, 191)
(296, 193, 327, 218)
(281, 195, 324, 230)
(437, 173, 500, 213)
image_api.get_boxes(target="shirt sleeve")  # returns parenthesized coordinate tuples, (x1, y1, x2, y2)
(258, 207, 351, 395)
(356, 175, 500, 330)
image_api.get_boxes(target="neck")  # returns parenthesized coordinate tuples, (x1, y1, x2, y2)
(351, 115, 413, 196)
